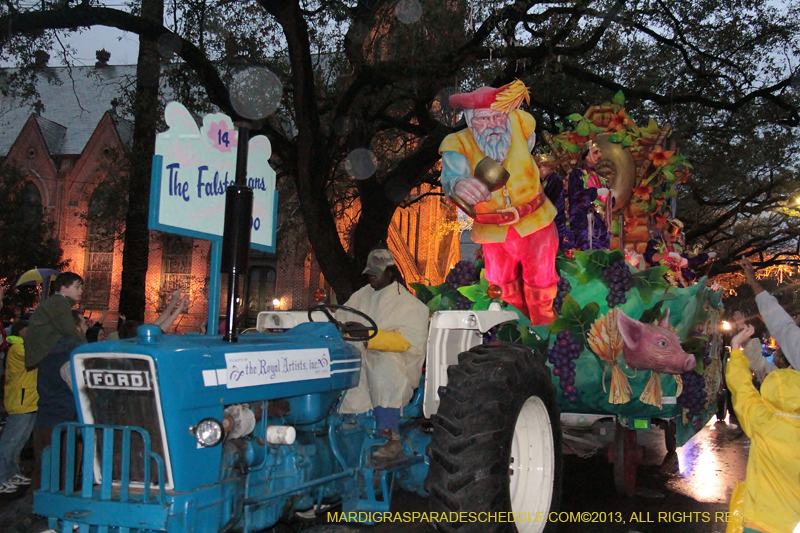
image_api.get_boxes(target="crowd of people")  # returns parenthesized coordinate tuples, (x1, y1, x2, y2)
(724, 259, 799, 533)
(0, 275, 190, 495)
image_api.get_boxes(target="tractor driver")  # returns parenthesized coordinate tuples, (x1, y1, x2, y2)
(337, 248, 429, 465)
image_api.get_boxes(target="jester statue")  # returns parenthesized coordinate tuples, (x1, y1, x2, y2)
(440, 80, 559, 325)
(567, 140, 611, 251)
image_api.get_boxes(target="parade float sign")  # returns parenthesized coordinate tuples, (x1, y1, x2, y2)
(149, 101, 277, 252)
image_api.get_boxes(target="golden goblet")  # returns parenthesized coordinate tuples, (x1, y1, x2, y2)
(450, 156, 511, 217)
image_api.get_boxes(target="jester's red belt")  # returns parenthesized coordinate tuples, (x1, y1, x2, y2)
(473, 193, 546, 226)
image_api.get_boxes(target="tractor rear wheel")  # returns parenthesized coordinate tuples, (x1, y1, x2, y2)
(427, 343, 562, 533)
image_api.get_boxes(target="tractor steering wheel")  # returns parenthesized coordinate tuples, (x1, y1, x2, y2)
(308, 304, 379, 341)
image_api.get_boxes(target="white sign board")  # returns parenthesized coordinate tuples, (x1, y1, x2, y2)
(224, 349, 331, 388)
(149, 101, 277, 252)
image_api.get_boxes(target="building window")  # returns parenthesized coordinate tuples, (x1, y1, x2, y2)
(83, 184, 114, 308)
(21, 181, 43, 224)
(244, 266, 277, 327)
(159, 234, 193, 310)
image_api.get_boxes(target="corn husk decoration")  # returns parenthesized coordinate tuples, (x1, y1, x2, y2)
(640, 371, 663, 409)
(674, 374, 683, 398)
(490, 79, 530, 114)
(588, 309, 632, 404)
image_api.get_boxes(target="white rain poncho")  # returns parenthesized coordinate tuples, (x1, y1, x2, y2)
(338, 281, 429, 413)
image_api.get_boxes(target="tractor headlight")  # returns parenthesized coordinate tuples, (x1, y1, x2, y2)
(191, 418, 224, 447)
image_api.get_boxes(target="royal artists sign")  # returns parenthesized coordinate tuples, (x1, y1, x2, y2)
(149, 101, 278, 252)
(224, 349, 331, 388)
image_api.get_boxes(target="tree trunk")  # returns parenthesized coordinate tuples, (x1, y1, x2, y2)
(117, 0, 163, 322)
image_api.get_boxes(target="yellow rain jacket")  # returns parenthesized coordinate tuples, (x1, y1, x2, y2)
(4, 335, 38, 414)
(727, 348, 800, 533)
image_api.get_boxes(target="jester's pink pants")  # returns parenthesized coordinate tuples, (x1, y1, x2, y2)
(482, 222, 559, 325)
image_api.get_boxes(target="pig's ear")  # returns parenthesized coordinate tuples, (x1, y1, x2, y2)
(658, 308, 671, 329)
(616, 309, 641, 347)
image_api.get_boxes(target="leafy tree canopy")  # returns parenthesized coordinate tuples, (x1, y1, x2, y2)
(0, 166, 67, 312)
(1, 0, 798, 301)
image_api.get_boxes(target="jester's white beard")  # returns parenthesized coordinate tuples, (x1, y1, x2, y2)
(468, 116, 512, 163)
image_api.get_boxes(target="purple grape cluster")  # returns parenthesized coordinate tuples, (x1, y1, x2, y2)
(677, 371, 707, 418)
(603, 259, 632, 308)
(446, 260, 479, 290)
(546, 329, 581, 403)
(482, 325, 499, 344)
(701, 341, 712, 367)
(552, 277, 572, 316)
(456, 295, 472, 310)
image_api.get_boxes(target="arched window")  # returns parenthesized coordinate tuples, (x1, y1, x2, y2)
(21, 181, 43, 225)
(83, 184, 115, 308)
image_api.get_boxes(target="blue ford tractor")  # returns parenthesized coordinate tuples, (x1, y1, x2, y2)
(30, 303, 562, 533)
(29, 120, 561, 533)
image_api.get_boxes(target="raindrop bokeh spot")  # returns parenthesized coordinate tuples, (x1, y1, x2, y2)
(395, 0, 423, 24)
(230, 67, 283, 120)
(345, 149, 378, 180)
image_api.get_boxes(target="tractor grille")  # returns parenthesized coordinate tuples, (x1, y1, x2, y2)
(75, 355, 171, 488)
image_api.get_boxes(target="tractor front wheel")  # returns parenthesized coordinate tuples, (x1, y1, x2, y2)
(427, 343, 562, 533)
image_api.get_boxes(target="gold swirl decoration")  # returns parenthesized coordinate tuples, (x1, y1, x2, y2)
(595, 133, 636, 213)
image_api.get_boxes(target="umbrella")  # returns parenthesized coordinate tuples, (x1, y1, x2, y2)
(16, 268, 60, 287)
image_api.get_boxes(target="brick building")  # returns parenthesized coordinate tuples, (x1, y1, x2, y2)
(0, 61, 460, 330)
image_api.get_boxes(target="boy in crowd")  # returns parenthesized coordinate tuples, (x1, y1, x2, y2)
(32, 311, 88, 489)
(25, 272, 84, 370)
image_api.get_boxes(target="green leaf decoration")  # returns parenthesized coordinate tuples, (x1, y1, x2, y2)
(566, 113, 584, 122)
(645, 118, 661, 135)
(574, 249, 624, 285)
(497, 323, 522, 343)
(458, 283, 486, 302)
(631, 266, 670, 304)
(410, 283, 434, 304)
(472, 295, 492, 311)
(556, 254, 581, 278)
(682, 336, 708, 356)
(548, 295, 599, 349)
(622, 135, 633, 147)
(590, 123, 603, 133)
(694, 357, 705, 376)
(609, 131, 624, 143)
(565, 142, 581, 153)
(425, 294, 442, 315)
(639, 301, 664, 325)
(576, 121, 590, 137)
(522, 327, 550, 354)
(612, 90, 626, 107)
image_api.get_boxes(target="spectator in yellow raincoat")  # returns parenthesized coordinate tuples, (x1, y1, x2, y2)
(728, 323, 800, 533)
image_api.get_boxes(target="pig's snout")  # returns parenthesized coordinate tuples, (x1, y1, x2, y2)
(684, 356, 697, 372)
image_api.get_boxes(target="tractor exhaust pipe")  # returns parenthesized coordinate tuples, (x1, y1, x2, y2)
(221, 122, 253, 343)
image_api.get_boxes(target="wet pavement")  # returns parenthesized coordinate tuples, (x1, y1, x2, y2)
(318, 415, 748, 533)
(0, 416, 748, 533)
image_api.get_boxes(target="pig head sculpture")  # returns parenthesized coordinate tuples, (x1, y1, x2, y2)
(616, 308, 696, 374)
